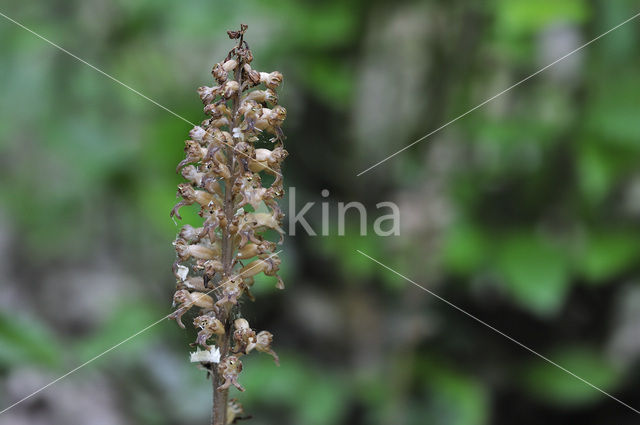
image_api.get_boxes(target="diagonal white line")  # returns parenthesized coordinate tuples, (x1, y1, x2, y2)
(356, 249, 640, 415)
(356, 11, 640, 177)
(0, 16, 286, 415)
(0, 9, 283, 177)
(0, 11, 194, 126)
(0, 250, 283, 415)
(0, 315, 168, 416)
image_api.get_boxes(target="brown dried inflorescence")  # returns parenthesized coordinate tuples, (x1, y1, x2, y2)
(169, 24, 286, 425)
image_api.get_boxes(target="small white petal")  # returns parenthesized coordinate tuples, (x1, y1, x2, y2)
(232, 127, 244, 141)
(190, 346, 220, 364)
(176, 265, 189, 282)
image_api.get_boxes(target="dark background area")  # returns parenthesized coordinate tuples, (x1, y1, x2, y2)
(1, 0, 640, 424)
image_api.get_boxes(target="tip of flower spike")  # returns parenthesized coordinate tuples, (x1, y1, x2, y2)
(227, 24, 248, 40)
(190, 346, 221, 364)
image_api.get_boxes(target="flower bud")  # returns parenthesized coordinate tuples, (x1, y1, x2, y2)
(197, 86, 220, 104)
(242, 48, 253, 63)
(204, 103, 222, 118)
(177, 183, 219, 207)
(270, 105, 287, 124)
(259, 71, 283, 89)
(222, 80, 240, 99)
(233, 319, 256, 354)
(234, 318, 250, 330)
(236, 241, 276, 259)
(212, 62, 228, 84)
(180, 165, 204, 186)
(189, 126, 207, 142)
(254, 146, 288, 164)
(180, 225, 200, 241)
(222, 59, 238, 72)
(238, 254, 284, 289)
(243, 64, 260, 87)
(243, 88, 277, 105)
(175, 238, 219, 261)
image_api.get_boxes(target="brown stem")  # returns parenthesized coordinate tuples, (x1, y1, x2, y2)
(212, 36, 244, 425)
(212, 335, 229, 425)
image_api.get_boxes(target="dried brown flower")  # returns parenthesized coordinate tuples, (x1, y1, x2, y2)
(169, 24, 286, 425)
(217, 356, 244, 392)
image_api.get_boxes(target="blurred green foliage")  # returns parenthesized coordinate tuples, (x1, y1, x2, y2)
(0, 313, 61, 368)
(520, 346, 621, 406)
(1, 0, 640, 424)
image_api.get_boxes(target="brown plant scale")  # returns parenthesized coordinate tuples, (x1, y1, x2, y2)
(169, 24, 285, 425)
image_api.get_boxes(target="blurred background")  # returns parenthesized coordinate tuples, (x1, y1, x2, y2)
(1, 0, 640, 424)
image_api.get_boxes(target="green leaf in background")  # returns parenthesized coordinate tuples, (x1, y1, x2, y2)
(258, 0, 357, 50)
(520, 346, 621, 406)
(73, 303, 163, 363)
(597, 1, 638, 61)
(242, 354, 347, 425)
(250, 0, 357, 108)
(0, 312, 61, 368)
(576, 231, 639, 284)
(495, 0, 590, 37)
(576, 142, 616, 205)
(299, 58, 354, 107)
(297, 374, 347, 425)
(442, 221, 488, 275)
(496, 233, 570, 316)
(419, 357, 489, 425)
(585, 78, 640, 146)
(1, 0, 640, 422)
(491, 0, 590, 61)
(317, 230, 407, 290)
(317, 231, 380, 280)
